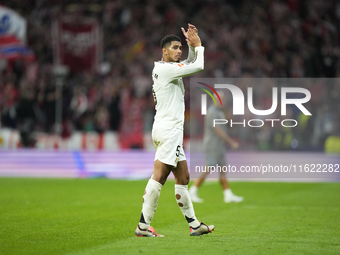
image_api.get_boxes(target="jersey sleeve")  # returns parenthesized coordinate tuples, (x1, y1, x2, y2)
(160, 46, 204, 82)
(182, 44, 196, 64)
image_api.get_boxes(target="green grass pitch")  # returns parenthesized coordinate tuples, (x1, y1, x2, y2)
(0, 178, 340, 255)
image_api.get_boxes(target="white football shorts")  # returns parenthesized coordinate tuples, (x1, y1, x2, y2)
(152, 125, 186, 167)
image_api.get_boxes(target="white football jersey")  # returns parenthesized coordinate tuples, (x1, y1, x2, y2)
(152, 46, 205, 130)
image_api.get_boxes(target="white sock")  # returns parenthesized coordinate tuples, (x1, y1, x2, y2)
(223, 188, 232, 198)
(189, 185, 198, 195)
(139, 179, 162, 229)
(175, 184, 200, 228)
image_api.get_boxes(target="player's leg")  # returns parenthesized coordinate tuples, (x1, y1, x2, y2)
(220, 171, 244, 203)
(136, 160, 172, 237)
(188, 171, 209, 203)
(219, 172, 229, 190)
(150, 159, 173, 185)
(189, 151, 215, 202)
(173, 160, 199, 227)
(173, 160, 214, 236)
(170, 131, 201, 227)
(136, 126, 176, 237)
(214, 151, 243, 203)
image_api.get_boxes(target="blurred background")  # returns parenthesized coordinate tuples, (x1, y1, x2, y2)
(0, 0, 340, 178)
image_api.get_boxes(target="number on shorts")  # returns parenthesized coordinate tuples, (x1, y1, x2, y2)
(175, 145, 180, 157)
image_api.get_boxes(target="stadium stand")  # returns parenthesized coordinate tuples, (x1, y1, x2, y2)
(0, 0, 339, 151)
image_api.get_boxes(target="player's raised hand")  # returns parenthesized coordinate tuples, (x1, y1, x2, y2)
(181, 23, 199, 43)
(181, 26, 189, 40)
(188, 23, 198, 34)
(187, 28, 201, 47)
(182, 25, 201, 47)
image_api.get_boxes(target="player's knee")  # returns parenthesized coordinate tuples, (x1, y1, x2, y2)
(176, 174, 189, 185)
(184, 175, 190, 185)
(152, 175, 167, 185)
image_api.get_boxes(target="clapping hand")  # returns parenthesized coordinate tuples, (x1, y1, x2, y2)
(181, 23, 201, 47)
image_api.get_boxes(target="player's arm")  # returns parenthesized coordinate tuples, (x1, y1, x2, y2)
(208, 109, 239, 150)
(181, 44, 195, 64)
(182, 24, 199, 63)
(214, 127, 239, 150)
(168, 47, 204, 79)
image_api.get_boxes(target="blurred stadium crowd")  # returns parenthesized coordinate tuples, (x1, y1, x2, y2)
(0, 0, 340, 151)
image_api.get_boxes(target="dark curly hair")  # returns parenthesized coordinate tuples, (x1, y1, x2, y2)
(160, 34, 181, 48)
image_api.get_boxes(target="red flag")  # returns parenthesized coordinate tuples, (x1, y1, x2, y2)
(0, 6, 34, 61)
(52, 16, 102, 73)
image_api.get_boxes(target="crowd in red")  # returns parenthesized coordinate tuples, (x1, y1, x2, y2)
(0, 0, 339, 150)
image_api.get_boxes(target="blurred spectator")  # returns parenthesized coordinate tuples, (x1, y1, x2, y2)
(1, 82, 18, 129)
(0, 0, 339, 151)
(42, 80, 58, 133)
(16, 82, 37, 147)
(108, 85, 122, 132)
(94, 104, 110, 133)
(324, 115, 340, 154)
(71, 86, 89, 129)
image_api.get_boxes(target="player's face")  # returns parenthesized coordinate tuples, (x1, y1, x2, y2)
(167, 41, 182, 62)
